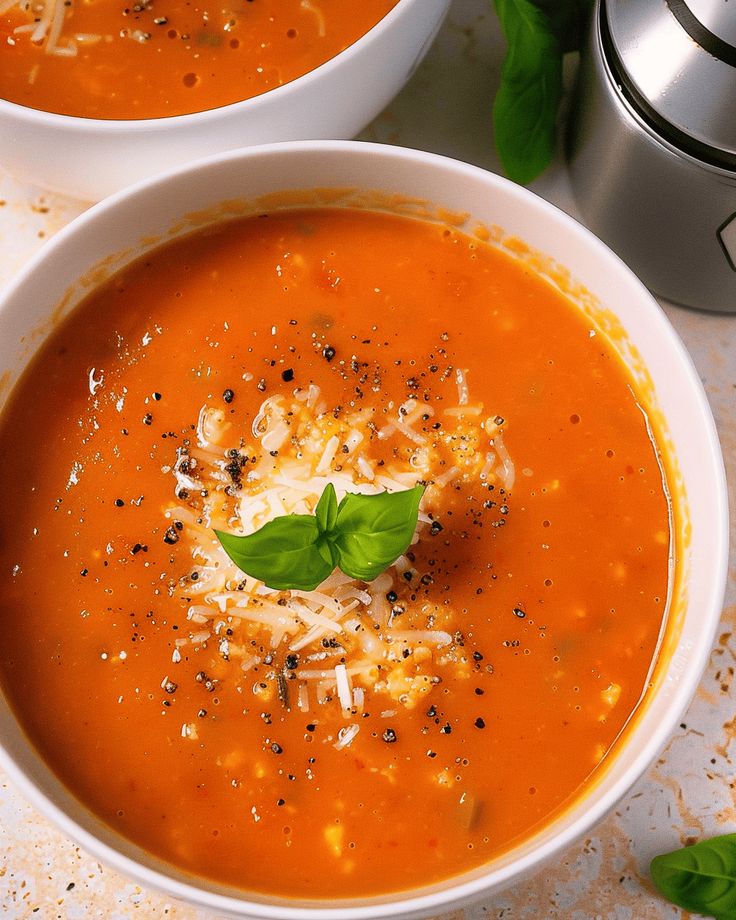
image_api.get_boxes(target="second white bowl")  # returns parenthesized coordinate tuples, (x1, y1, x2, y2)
(0, 0, 449, 201)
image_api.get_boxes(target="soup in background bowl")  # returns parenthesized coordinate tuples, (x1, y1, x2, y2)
(0, 0, 400, 120)
(0, 0, 449, 200)
(0, 141, 727, 919)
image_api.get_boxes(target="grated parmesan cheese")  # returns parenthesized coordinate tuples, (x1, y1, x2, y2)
(5, 0, 86, 56)
(165, 383, 513, 725)
(334, 723, 360, 750)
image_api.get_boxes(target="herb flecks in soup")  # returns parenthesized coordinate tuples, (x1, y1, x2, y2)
(0, 208, 671, 898)
(0, 0, 398, 119)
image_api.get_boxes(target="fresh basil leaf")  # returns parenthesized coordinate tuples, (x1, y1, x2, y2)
(493, 0, 563, 185)
(316, 532, 340, 570)
(314, 482, 338, 533)
(215, 484, 424, 590)
(333, 485, 424, 582)
(651, 834, 736, 919)
(215, 515, 332, 591)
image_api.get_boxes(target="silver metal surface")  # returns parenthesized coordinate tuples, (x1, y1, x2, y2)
(568, 0, 736, 312)
(606, 0, 736, 159)
(686, 0, 736, 46)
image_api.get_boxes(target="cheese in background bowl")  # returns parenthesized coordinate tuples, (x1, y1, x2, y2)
(0, 141, 727, 918)
(0, 0, 450, 200)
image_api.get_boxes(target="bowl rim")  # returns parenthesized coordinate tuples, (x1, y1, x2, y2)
(0, 0, 426, 130)
(0, 139, 729, 920)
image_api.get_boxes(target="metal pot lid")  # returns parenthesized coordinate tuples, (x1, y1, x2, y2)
(604, 0, 736, 165)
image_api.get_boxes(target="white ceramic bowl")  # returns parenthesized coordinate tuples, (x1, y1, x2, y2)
(0, 141, 728, 919)
(0, 0, 449, 201)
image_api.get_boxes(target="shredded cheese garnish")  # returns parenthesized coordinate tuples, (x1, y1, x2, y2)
(5, 0, 89, 56)
(165, 381, 513, 724)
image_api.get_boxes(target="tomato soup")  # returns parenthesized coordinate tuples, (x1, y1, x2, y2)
(0, 208, 671, 898)
(0, 0, 398, 119)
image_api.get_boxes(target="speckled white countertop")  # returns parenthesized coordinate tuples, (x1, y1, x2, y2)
(1, 2, 735, 918)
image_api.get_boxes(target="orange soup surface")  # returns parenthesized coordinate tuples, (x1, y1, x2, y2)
(0, 208, 671, 899)
(0, 0, 398, 118)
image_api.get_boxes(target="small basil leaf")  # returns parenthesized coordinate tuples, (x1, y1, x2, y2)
(651, 834, 736, 919)
(493, 0, 563, 185)
(333, 485, 424, 582)
(314, 482, 338, 534)
(215, 515, 332, 591)
(316, 535, 340, 569)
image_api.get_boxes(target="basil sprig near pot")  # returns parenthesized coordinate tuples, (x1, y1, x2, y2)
(493, 0, 592, 184)
(651, 834, 736, 919)
(216, 484, 424, 591)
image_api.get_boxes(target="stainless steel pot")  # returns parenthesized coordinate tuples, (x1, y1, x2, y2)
(567, 0, 736, 312)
